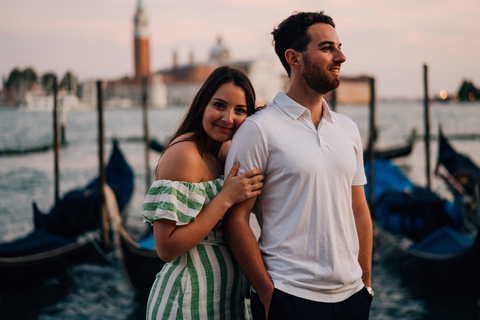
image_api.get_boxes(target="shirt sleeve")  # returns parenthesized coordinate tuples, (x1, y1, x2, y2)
(140, 179, 207, 226)
(225, 118, 268, 177)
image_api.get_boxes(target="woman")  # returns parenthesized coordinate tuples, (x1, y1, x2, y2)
(140, 66, 264, 319)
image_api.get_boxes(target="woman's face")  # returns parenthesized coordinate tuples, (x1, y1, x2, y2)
(202, 82, 248, 143)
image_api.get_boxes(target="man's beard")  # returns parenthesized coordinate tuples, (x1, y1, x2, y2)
(302, 53, 340, 94)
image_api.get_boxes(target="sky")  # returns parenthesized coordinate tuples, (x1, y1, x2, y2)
(1, 0, 479, 99)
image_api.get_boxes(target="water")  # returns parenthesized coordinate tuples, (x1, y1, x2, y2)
(1, 101, 480, 319)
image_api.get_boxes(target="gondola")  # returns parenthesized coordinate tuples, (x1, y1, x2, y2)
(0, 140, 135, 286)
(366, 158, 480, 290)
(108, 137, 165, 290)
(435, 126, 480, 200)
(363, 127, 416, 160)
(109, 196, 165, 290)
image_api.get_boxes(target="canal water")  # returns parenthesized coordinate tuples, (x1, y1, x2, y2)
(1, 101, 479, 319)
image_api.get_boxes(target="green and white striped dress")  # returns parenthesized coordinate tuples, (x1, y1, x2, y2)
(141, 177, 246, 320)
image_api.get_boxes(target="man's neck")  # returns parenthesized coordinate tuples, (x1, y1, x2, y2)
(285, 83, 325, 128)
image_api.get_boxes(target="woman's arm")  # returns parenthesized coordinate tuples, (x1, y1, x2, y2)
(153, 142, 263, 262)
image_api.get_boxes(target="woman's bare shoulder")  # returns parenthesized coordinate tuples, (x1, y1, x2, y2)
(155, 138, 204, 182)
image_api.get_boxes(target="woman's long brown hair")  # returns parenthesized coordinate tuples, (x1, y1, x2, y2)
(165, 66, 256, 153)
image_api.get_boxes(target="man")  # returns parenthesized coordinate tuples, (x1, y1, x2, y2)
(224, 11, 373, 320)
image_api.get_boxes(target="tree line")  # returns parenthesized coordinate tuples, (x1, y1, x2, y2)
(2, 67, 78, 95)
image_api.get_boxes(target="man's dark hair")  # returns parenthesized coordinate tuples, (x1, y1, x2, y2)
(272, 11, 335, 77)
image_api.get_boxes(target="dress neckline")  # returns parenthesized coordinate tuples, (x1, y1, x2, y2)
(152, 176, 224, 185)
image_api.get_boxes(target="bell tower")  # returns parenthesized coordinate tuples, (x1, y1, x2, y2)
(134, 0, 150, 80)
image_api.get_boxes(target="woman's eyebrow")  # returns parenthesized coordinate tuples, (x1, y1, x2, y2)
(211, 97, 227, 103)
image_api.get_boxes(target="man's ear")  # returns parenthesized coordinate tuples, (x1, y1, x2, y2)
(285, 49, 302, 70)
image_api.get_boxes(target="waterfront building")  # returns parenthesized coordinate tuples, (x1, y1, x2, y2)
(158, 36, 285, 106)
(325, 76, 372, 105)
(86, 0, 166, 109)
(77, 0, 368, 109)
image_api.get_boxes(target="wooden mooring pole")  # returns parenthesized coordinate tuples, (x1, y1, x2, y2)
(60, 105, 67, 145)
(53, 77, 60, 206)
(330, 89, 337, 112)
(423, 64, 431, 190)
(142, 77, 151, 189)
(97, 80, 109, 248)
(367, 77, 376, 217)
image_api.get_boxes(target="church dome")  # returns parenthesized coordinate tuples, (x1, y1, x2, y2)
(210, 36, 230, 64)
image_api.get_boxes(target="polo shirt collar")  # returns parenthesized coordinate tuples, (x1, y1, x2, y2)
(272, 91, 336, 124)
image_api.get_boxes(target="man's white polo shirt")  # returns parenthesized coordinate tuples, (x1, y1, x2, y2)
(225, 92, 367, 303)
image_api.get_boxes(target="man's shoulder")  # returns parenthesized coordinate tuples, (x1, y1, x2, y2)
(229, 111, 271, 150)
(237, 108, 281, 140)
(331, 110, 357, 127)
(248, 104, 281, 124)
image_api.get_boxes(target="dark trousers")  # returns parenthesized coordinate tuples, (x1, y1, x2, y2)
(250, 287, 372, 320)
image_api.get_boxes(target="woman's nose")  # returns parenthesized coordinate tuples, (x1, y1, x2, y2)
(222, 109, 234, 123)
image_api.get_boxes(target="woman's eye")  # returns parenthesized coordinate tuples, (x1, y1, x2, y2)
(214, 102, 225, 109)
(235, 108, 247, 114)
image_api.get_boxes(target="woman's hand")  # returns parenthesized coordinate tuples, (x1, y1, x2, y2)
(255, 98, 267, 112)
(222, 161, 264, 206)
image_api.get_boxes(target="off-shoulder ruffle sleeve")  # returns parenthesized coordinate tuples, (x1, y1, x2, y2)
(140, 179, 223, 226)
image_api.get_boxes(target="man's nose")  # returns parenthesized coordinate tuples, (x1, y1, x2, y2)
(335, 48, 346, 63)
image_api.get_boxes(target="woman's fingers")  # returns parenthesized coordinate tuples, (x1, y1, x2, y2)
(242, 168, 263, 178)
(228, 165, 264, 186)
(255, 181, 264, 188)
(241, 169, 264, 191)
(227, 161, 240, 179)
(223, 164, 264, 202)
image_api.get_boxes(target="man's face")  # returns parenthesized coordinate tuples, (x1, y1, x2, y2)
(301, 23, 346, 94)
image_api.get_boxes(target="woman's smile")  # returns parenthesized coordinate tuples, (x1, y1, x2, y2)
(202, 82, 248, 143)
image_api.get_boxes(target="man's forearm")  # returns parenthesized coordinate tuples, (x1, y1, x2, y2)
(224, 204, 274, 308)
(356, 213, 373, 287)
(352, 186, 373, 287)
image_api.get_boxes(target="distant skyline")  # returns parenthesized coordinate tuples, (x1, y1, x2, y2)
(1, 0, 479, 99)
